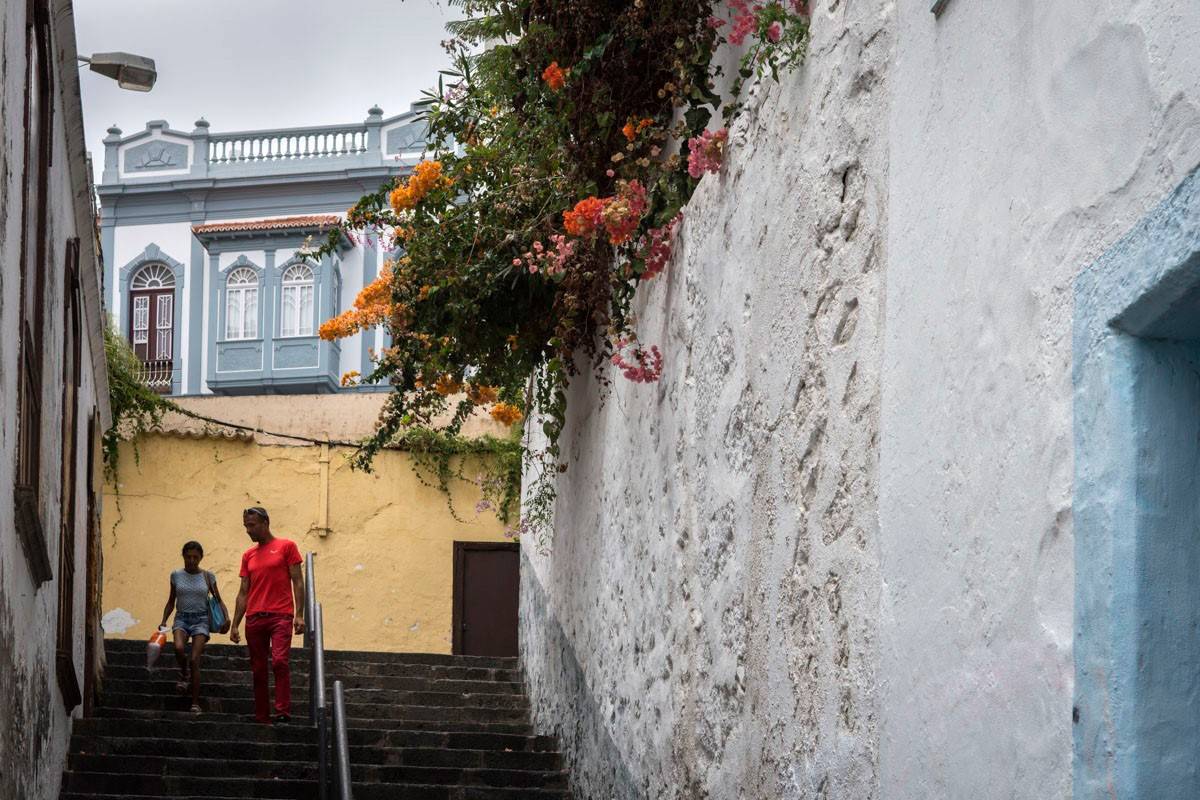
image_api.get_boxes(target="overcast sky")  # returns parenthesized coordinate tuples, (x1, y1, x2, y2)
(76, 0, 460, 161)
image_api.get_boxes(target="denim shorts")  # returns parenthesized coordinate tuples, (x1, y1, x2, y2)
(173, 611, 210, 638)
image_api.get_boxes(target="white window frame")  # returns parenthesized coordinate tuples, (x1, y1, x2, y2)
(132, 295, 150, 344)
(224, 267, 259, 341)
(279, 263, 315, 338)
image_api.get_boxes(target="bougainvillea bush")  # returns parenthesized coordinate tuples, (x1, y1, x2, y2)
(316, 0, 811, 539)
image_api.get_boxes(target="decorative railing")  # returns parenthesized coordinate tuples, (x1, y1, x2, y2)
(99, 105, 435, 186)
(137, 359, 172, 393)
(209, 125, 370, 165)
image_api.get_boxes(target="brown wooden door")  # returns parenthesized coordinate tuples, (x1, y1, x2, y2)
(452, 542, 519, 657)
(129, 288, 173, 362)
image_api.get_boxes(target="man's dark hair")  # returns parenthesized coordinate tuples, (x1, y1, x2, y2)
(182, 540, 204, 556)
(243, 506, 270, 522)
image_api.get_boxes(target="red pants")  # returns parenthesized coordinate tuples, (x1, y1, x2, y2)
(245, 613, 293, 722)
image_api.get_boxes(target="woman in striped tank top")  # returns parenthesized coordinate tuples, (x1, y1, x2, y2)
(158, 540, 229, 714)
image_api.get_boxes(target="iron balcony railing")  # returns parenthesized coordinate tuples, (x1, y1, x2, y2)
(136, 359, 172, 393)
(305, 552, 353, 800)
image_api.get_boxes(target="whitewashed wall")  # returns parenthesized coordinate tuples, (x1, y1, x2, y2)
(0, 1, 109, 797)
(881, 2, 1200, 797)
(521, 2, 891, 797)
(520, 1, 1200, 799)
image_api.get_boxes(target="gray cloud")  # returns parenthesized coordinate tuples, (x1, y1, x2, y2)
(77, 0, 460, 164)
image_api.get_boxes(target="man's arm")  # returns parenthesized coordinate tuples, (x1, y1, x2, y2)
(290, 562, 306, 635)
(229, 575, 250, 644)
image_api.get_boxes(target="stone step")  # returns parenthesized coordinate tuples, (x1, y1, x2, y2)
(91, 706, 534, 735)
(69, 752, 567, 789)
(62, 770, 314, 798)
(108, 651, 521, 683)
(354, 784, 571, 799)
(71, 734, 562, 770)
(105, 639, 518, 669)
(99, 691, 530, 723)
(64, 789, 568, 800)
(101, 678, 530, 709)
(104, 664, 524, 694)
(73, 717, 557, 752)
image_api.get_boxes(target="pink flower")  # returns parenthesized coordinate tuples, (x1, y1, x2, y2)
(638, 213, 682, 280)
(767, 21, 783, 42)
(687, 128, 729, 179)
(706, 15, 727, 29)
(611, 338, 664, 383)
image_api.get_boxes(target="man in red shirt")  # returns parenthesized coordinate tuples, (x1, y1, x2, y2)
(229, 507, 305, 724)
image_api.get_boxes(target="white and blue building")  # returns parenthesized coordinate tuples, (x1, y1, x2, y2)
(98, 104, 428, 395)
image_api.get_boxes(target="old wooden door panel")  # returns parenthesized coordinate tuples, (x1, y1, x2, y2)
(452, 542, 519, 657)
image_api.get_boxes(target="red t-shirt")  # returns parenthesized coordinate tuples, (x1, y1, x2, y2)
(240, 538, 302, 616)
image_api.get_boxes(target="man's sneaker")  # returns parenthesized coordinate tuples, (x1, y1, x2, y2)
(273, 714, 290, 726)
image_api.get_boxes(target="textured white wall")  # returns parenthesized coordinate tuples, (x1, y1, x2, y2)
(521, 1, 1200, 798)
(0, 1, 106, 795)
(521, 2, 891, 797)
(881, 2, 1200, 797)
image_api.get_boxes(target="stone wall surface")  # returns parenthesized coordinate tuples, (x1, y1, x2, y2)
(521, 1, 892, 797)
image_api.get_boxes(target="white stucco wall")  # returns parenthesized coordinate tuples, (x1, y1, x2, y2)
(520, 1, 1200, 798)
(0, 2, 110, 796)
(881, 2, 1200, 797)
(521, 2, 891, 797)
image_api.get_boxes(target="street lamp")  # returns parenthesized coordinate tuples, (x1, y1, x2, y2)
(78, 52, 156, 92)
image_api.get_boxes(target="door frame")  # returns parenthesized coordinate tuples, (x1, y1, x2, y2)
(451, 541, 519, 656)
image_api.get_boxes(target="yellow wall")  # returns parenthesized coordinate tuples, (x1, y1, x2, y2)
(101, 433, 510, 653)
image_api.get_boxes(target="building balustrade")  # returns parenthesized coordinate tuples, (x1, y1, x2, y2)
(100, 104, 430, 185)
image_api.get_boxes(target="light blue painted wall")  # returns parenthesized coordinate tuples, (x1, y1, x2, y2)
(1074, 164, 1200, 798)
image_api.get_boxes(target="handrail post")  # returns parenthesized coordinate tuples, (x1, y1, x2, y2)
(333, 680, 354, 799)
(304, 553, 317, 649)
(314, 603, 328, 800)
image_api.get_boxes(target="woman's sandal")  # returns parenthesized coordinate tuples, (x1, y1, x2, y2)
(175, 679, 189, 693)
(190, 703, 202, 715)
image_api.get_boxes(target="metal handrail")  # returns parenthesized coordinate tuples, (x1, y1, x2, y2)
(305, 553, 353, 800)
(332, 681, 353, 798)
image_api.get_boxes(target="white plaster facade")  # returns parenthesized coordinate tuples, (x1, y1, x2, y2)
(520, 2, 1200, 798)
(0, 1, 113, 797)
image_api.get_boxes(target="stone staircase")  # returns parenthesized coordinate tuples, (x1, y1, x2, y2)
(61, 638, 571, 799)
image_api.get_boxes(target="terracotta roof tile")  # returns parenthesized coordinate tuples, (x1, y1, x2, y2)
(192, 215, 340, 235)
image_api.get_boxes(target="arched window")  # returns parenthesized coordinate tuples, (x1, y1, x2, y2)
(128, 263, 176, 368)
(224, 267, 259, 340)
(280, 262, 315, 337)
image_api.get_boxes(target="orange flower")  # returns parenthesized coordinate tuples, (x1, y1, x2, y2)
(490, 402, 524, 426)
(433, 374, 463, 396)
(340, 370, 361, 387)
(389, 161, 451, 214)
(542, 62, 567, 92)
(467, 383, 499, 404)
(319, 263, 396, 341)
(622, 118, 654, 142)
(563, 196, 608, 238)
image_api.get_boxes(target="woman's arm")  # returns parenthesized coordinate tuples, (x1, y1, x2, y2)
(159, 580, 177, 628)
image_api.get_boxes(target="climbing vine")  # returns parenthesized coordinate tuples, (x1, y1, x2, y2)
(103, 323, 179, 480)
(310, 0, 813, 541)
